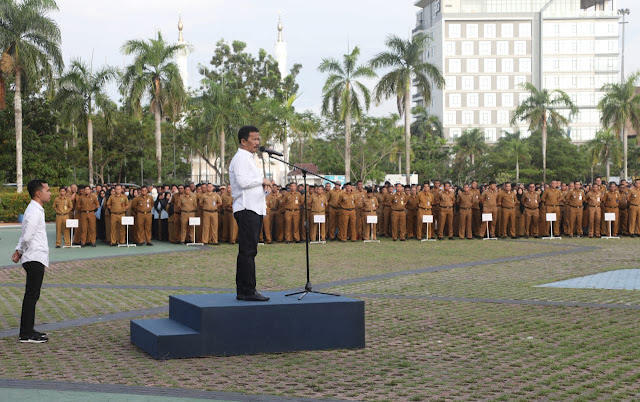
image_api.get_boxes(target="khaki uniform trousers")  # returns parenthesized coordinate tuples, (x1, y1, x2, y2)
(355, 207, 363, 240)
(73, 211, 82, 244)
(338, 209, 357, 241)
(567, 206, 584, 237)
(458, 208, 473, 239)
(603, 207, 618, 236)
(202, 211, 219, 244)
(80, 211, 96, 244)
(587, 206, 601, 237)
(180, 212, 195, 243)
(620, 208, 629, 235)
(438, 207, 453, 238)
(260, 212, 274, 243)
(376, 207, 384, 235)
(524, 208, 539, 237)
(275, 212, 285, 242)
(225, 211, 238, 244)
(328, 207, 340, 240)
(362, 212, 377, 240)
(310, 213, 326, 241)
(383, 206, 392, 236)
(55, 214, 70, 247)
(472, 208, 481, 237)
(629, 205, 640, 235)
(538, 206, 547, 237)
(406, 209, 417, 238)
(285, 210, 301, 242)
(173, 213, 182, 242)
(501, 207, 516, 238)
(391, 210, 406, 240)
(479, 209, 497, 237)
(136, 212, 152, 243)
(104, 213, 111, 244)
(110, 213, 126, 244)
(416, 208, 434, 239)
(544, 206, 561, 237)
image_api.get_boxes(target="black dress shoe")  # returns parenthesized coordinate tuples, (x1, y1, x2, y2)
(91, 243, 96, 247)
(55, 246, 60, 248)
(236, 291, 270, 302)
(147, 242, 153, 246)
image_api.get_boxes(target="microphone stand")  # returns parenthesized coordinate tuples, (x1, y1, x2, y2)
(265, 152, 341, 300)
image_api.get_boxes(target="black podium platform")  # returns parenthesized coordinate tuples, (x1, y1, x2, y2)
(130, 291, 365, 359)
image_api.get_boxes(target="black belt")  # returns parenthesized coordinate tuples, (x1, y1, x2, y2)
(459, 207, 471, 210)
(343, 208, 354, 211)
(630, 204, 639, 207)
(441, 206, 453, 209)
(57, 213, 69, 216)
(182, 210, 196, 213)
(111, 212, 124, 215)
(502, 207, 514, 210)
(203, 209, 218, 212)
(418, 207, 431, 210)
(312, 210, 325, 213)
(363, 210, 375, 213)
(604, 206, 618, 209)
(82, 210, 95, 213)
(286, 208, 299, 211)
(546, 205, 560, 207)
(525, 207, 538, 210)
(569, 205, 582, 208)
(137, 211, 151, 214)
(588, 205, 600, 208)
(270, 209, 278, 212)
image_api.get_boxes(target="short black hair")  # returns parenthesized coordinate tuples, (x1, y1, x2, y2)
(27, 180, 47, 199)
(238, 125, 259, 143)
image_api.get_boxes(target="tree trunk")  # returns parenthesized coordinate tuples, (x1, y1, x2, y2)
(345, 88, 352, 182)
(283, 125, 289, 163)
(404, 88, 412, 185)
(591, 165, 594, 184)
(88, 117, 94, 187)
(15, 70, 23, 193)
(516, 157, 520, 183)
(542, 116, 547, 183)
(471, 154, 475, 166)
(606, 160, 610, 183)
(622, 126, 628, 180)
(154, 106, 162, 184)
(220, 130, 225, 184)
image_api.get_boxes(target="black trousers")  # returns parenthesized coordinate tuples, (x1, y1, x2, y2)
(20, 261, 45, 337)
(234, 210, 263, 295)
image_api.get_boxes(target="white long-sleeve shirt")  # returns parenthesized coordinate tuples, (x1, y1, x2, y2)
(15, 200, 49, 267)
(228, 148, 266, 216)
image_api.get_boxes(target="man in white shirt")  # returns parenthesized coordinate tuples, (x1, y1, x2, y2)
(228, 126, 271, 302)
(11, 180, 51, 343)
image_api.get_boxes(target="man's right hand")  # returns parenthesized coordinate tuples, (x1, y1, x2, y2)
(11, 250, 21, 264)
(263, 178, 272, 187)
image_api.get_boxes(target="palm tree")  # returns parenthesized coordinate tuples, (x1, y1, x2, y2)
(318, 46, 376, 182)
(589, 128, 622, 183)
(370, 33, 445, 185)
(56, 58, 117, 186)
(511, 82, 577, 183)
(120, 31, 187, 184)
(411, 105, 443, 139)
(502, 131, 529, 183)
(599, 71, 640, 181)
(455, 128, 488, 167)
(0, 0, 63, 193)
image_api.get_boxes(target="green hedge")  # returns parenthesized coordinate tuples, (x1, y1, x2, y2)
(0, 192, 57, 223)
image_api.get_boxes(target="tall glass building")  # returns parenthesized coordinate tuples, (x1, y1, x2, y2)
(413, 0, 620, 144)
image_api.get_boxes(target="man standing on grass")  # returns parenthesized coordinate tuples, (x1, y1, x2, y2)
(11, 180, 51, 343)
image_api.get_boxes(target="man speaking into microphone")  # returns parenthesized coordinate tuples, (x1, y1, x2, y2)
(229, 126, 272, 301)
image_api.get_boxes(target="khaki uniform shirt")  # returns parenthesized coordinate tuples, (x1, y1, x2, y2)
(585, 191, 602, 207)
(266, 193, 279, 212)
(628, 188, 640, 206)
(481, 189, 498, 210)
(417, 192, 434, 209)
(310, 194, 327, 213)
(602, 190, 620, 208)
(338, 192, 357, 210)
(498, 190, 518, 209)
(457, 192, 474, 209)
(328, 189, 342, 208)
(180, 194, 199, 213)
(541, 188, 562, 207)
(54, 196, 73, 215)
(200, 192, 222, 212)
(354, 189, 366, 209)
(283, 191, 303, 210)
(470, 188, 481, 209)
(78, 193, 99, 212)
(107, 195, 129, 214)
(132, 195, 154, 213)
(437, 191, 455, 208)
(391, 193, 408, 211)
(363, 196, 378, 212)
(566, 189, 585, 208)
(523, 191, 540, 209)
(406, 194, 418, 211)
(383, 192, 394, 207)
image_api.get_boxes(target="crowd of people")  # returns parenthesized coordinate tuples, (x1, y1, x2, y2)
(50, 176, 640, 248)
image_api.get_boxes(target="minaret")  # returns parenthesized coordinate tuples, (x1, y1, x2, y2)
(274, 13, 287, 78)
(176, 14, 189, 90)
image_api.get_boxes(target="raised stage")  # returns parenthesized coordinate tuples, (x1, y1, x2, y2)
(131, 291, 365, 359)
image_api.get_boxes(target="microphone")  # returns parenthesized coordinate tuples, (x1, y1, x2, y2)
(259, 146, 284, 157)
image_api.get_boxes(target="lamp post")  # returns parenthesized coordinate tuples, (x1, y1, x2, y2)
(618, 8, 630, 180)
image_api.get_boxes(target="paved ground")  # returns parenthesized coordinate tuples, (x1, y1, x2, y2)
(539, 268, 640, 290)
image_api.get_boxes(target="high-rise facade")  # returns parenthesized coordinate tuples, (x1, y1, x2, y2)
(413, 0, 620, 144)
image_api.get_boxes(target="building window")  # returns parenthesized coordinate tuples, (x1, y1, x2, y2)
(468, 93, 479, 107)
(445, 41, 456, 56)
(519, 58, 531, 73)
(502, 23, 514, 38)
(462, 76, 474, 90)
(445, 111, 457, 125)
(462, 111, 474, 125)
(514, 41, 526, 56)
(484, 58, 497, 73)
(467, 24, 479, 39)
(514, 75, 527, 87)
(497, 76, 509, 90)
(450, 94, 462, 108)
(502, 58, 514, 73)
(449, 59, 461, 73)
(479, 41, 491, 56)
(485, 128, 497, 142)
(484, 93, 496, 107)
(519, 92, 529, 105)
(467, 58, 479, 73)
(449, 24, 461, 39)
(497, 41, 509, 56)
(519, 23, 531, 38)
(502, 93, 514, 107)
(497, 110, 510, 125)
(445, 76, 457, 91)
(480, 111, 491, 125)
(484, 24, 496, 38)
(479, 76, 491, 90)
(462, 41, 474, 56)
(450, 128, 461, 139)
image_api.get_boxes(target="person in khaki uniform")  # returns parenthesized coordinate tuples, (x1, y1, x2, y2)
(53, 187, 73, 248)
(416, 184, 434, 240)
(324, 183, 332, 238)
(390, 184, 408, 241)
(456, 184, 474, 239)
(225, 186, 239, 244)
(405, 187, 418, 239)
(522, 184, 541, 238)
(200, 183, 222, 245)
(72, 188, 83, 245)
(602, 182, 620, 237)
(106, 185, 129, 246)
(282, 183, 303, 243)
(132, 187, 154, 246)
(541, 180, 563, 237)
(562, 182, 573, 235)
(337, 182, 357, 241)
(382, 186, 394, 237)
(195, 185, 204, 243)
(310, 185, 328, 241)
(498, 183, 518, 239)
(628, 179, 640, 237)
(437, 183, 455, 239)
(354, 182, 366, 240)
(566, 182, 585, 237)
(263, 185, 279, 244)
(179, 186, 198, 243)
(431, 181, 442, 233)
(470, 181, 481, 236)
(479, 182, 499, 238)
(585, 184, 602, 238)
(169, 185, 184, 244)
(619, 182, 629, 235)
(300, 185, 314, 241)
(275, 188, 287, 242)
(362, 188, 379, 240)
(327, 182, 342, 241)
(374, 188, 385, 236)
(78, 185, 100, 246)
(594, 177, 607, 235)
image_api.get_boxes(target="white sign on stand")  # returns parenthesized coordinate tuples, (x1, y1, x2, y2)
(421, 214, 435, 242)
(364, 215, 379, 243)
(118, 216, 136, 247)
(311, 214, 326, 244)
(603, 213, 619, 239)
(63, 219, 81, 248)
(543, 213, 561, 240)
(482, 213, 497, 240)
(187, 217, 203, 246)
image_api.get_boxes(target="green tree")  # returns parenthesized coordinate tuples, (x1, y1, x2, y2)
(598, 71, 640, 181)
(370, 33, 444, 185)
(55, 58, 117, 187)
(411, 105, 442, 139)
(120, 31, 187, 184)
(502, 131, 530, 183)
(511, 83, 577, 183)
(455, 128, 488, 167)
(318, 46, 376, 182)
(0, 0, 63, 192)
(588, 128, 622, 182)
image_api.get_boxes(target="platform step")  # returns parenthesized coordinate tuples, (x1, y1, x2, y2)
(130, 318, 201, 359)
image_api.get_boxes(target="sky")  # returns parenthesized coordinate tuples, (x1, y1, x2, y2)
(55, 0, 640, 117)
